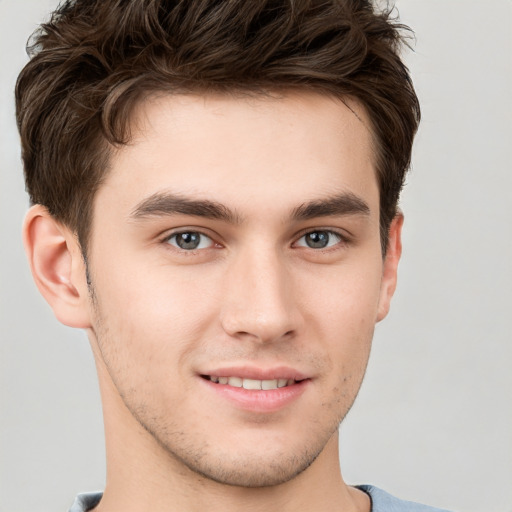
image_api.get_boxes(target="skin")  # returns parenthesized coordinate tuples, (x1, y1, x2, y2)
(24, 91, 403, 512)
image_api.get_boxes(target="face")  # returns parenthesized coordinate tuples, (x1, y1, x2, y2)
(84, 92, 397, 487)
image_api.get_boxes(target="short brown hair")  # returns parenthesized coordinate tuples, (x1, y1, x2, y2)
(16, 0, 420, 255)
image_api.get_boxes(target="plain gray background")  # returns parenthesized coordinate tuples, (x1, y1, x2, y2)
(1, 1, 511, 511)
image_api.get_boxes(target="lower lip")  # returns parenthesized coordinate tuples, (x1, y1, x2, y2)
(200, 378, 310, 413)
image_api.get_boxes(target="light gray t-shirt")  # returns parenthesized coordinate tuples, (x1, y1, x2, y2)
(68, 486, 452, 511)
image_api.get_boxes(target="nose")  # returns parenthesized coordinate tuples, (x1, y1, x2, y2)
(219, 247, 303, 344)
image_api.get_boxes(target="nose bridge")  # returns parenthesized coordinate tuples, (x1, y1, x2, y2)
(220, 242, 300, 342)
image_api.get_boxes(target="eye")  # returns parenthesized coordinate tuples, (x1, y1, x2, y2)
(165, 231, 214, 251)
(295, 230, 343, 249)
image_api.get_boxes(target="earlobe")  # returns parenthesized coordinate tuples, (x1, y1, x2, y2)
(376, 213, 403, 322)
(23, 205, 91, 328)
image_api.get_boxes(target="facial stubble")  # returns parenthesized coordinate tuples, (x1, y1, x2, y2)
(85, 266, 370, 489)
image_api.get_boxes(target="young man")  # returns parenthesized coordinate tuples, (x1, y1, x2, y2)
(15, 1, 449, 511)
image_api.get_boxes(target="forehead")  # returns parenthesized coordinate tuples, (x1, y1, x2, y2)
(98, 91, 378, 220)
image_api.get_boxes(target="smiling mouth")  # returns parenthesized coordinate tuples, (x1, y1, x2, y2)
(201, 375, 303, 390)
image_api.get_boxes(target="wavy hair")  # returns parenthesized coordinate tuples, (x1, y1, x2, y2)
(16, 0, 420, 255)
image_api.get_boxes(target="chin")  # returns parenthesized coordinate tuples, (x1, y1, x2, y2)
(151, 421, 340, 489)
(174, 448, 322, 488)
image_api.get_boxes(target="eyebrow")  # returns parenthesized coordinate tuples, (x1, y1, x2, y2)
(129, 190, 370, 223)
(291, 192, 370, 221)
(130, 192, 241, 223)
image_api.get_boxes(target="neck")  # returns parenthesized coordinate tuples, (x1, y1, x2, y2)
(98, 434, 367, 512)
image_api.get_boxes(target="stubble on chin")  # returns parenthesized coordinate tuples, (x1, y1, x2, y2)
(85, 268, 369, 490)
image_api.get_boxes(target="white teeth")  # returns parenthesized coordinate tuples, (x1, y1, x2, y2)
(227, 376, 243, 387)
(243, 378, 262, 390)
(208, 376, 297, 389)
(262, 379, 278, 390)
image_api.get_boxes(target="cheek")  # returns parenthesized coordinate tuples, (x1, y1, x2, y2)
(98, 251, 218, 323)
(299, 257, 383, 329)
(297, 259, 382, 375)
(89, 253, 224, 381)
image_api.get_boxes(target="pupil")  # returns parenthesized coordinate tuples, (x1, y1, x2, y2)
(306, 231, 329, 248)
(177, 232, 200, 250)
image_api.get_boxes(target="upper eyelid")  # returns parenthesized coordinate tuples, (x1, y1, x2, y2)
(162, 231, 218, 253)
(293, 227, 351, 242)
(161, 227, 217, 242)
(291, 229, 352, 253)
(165, 231, 212, 240)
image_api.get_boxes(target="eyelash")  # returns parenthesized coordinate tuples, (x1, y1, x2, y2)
(161, 228, 350, 253)
(163, 230, 217, 252)
(293, 229, 349, 250)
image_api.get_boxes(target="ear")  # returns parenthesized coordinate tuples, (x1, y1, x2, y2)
(376, 213, 404, 322)
(22, 205, 92, 328)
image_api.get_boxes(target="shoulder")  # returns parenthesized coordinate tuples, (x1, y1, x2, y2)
(357, 485, 453, 512)
(68, 492, 103, 512)
(68, 487, 452, 512)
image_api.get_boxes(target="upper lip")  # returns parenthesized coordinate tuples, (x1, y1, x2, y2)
(199, 365, 310, 381)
